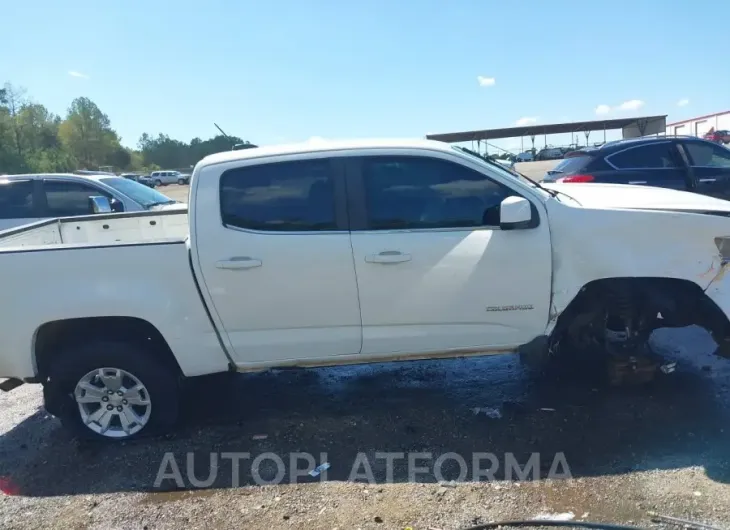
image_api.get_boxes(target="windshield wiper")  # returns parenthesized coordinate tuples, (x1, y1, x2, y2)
(482, 156, 561, 198)
(512, 168, 560, 198)
(146, 200, 178, 208)
(453, 146, 561, 198)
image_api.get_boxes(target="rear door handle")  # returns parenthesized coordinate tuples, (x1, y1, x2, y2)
(628, 180, 647, 184)
(216, 257, 262, 270)
(699, 178, 717, 183)
(365, 251, 412, 264)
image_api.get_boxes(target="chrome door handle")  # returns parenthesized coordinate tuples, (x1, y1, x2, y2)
(216, 257, 262, 270)
(699, 178, 717, 183)
(365, 251, 412, 264)
(628, 180, 647, 184)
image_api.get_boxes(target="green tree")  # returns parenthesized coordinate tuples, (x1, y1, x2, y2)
(2, 83, 27, 161)
(0, 80, 255, 175)
(139, 133, 246, 169)
(58, 97, 121, 169)
(17, 103, 62, 151)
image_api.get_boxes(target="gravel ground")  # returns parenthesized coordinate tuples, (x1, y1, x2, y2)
(160, 184, 190, 203)
(1, 327, 730, 529)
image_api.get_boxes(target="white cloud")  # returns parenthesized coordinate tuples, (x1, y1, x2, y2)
(477, 76, 496, 87)
(617, 99, 644, 111)
(68, 70, 89, 79)
(595, 104, 611, 115)
(515, 117, 538, 126)
(677, 98, 689, 107)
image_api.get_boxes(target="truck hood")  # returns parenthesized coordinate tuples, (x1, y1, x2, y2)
(543, 183, 730, 214)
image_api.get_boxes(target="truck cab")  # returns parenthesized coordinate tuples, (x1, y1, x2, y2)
(3, 139, 730, 441)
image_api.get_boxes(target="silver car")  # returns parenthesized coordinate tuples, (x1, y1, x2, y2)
(150, 170, 191, 186)
(0, 173, 186, 231)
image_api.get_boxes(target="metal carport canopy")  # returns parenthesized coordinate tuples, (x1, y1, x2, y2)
(426, 115, 667, 143)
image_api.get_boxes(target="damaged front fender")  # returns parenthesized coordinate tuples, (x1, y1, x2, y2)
(702, 258, 730, 358)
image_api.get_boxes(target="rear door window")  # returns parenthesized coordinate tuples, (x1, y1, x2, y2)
(683, 142, 730, 168)
(220, 159, 338, 231)
(0, 180, 36, 219)
(43, 180, 112, 217)
(607, 143, 680, 169)
(552, 156, 592, 173)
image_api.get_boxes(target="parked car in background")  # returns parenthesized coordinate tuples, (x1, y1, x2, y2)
(233, 142, 258, 151)
(0, 173, 185, 231)
(493, 158, 516, 170)
(541, 136, 730, 200)
(515, 151, 535, 162)
(536, 147, 564, 161)
(704, 129, 730, 145)
(121, 173, 157, 188)
(137, 175, 157, 188)
(150, 170, 191, 186)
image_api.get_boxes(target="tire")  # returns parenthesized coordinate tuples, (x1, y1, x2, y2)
(178, 178, 184, 185)
(44, 340, 180, 442)
(155, 179, 162, 186)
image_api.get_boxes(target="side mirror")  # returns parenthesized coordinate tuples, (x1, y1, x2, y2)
(89, 196, 112, 214)
(500, 196, 534, 230)
(110, 198, 125, 213)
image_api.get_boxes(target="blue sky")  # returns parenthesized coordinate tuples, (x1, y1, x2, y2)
(3, 0, 729, 153)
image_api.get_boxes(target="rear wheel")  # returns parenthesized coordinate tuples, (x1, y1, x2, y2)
(44, 340, 180, 441)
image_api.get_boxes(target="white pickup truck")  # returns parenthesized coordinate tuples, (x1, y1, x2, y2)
(2, 138, 730, 441)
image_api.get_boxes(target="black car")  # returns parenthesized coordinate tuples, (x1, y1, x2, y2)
(542, 136, 730, 200)
(120, 173, 157, 188)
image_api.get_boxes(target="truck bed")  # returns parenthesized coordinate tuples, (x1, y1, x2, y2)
(0, 210, 189, 250)
(0, 208, 230, 380)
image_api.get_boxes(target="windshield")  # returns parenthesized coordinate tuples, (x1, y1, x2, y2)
(452, 146, 550, 196)
(100, 177, 177, 208)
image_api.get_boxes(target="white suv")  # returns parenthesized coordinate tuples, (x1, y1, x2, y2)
(150, 171, 190, 186)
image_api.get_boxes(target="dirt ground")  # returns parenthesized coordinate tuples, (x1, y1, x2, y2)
(1, 327, 729, 529)
(161, 183, 191, 203)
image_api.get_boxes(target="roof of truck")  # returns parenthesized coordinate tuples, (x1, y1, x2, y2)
(0, 173, 114, 182)
(198, 138, 452, 166)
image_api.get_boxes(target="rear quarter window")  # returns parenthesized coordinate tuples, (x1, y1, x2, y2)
(0, 180, 35, 219)
(552, 156, 592, 173)
(607, 143, 680, 169)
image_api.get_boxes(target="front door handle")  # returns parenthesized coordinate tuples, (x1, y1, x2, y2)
(216, 257, 262, 270)
(699, 178, 717, 183)
(628, 180, 647, 184)
(365, 251, 412, 264)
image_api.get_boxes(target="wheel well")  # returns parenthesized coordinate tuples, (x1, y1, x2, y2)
(34, 317, 182, 380)
(552, 277, 730, 343)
